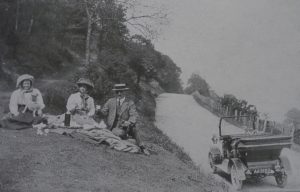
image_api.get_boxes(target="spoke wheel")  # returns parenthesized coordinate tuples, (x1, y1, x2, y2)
(208, 153, 217, 173)
(231, 165, 243, 190)
(275, 172, 287, 188)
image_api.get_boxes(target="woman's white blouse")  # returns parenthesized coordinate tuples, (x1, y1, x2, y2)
(66, 92, 95, 116)
(9, 88, 45, 114)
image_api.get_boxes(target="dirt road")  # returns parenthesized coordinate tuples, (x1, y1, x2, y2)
(155, 93, 300, 192)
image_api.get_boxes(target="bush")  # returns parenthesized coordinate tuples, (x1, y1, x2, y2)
(294, 129, 300, 145)
(40, 80, 76, 114)
(135, 89, 156, 120)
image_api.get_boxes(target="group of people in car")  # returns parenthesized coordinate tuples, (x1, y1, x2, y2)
(0, 74, 144, 148)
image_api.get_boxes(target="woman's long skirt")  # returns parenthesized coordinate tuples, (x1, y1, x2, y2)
(1, 111, 44, 130)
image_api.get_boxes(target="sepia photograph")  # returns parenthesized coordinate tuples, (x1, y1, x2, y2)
(0, 0, 299, 191)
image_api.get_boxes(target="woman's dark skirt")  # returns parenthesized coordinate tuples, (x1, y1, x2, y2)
(0, 107, 44, 130)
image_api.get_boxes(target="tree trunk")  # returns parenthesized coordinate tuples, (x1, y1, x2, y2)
(28, 17, 34, 35)
(15, 0, 20, 32)
(84, 0, 91, 67)
(85, 18, 92, 66)
(0, 60, 4, 79)
(136, 74, 141, 85)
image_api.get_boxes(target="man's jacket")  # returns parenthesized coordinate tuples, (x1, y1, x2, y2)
(101, 97, 138, 130)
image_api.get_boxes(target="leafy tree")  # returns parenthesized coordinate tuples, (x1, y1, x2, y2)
(156, 55, 183, 93)
(220, 94, 236, 115)
(121, 0, 168, 40)
(185, 73, 210, 96)
(0, 0, 80, 76)
(126, 35, 157, 84)
(0, 0, 184, 96)
(285, 108, 300, 126)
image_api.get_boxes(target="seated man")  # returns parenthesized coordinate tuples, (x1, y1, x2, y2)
(101, 84, 145, 149)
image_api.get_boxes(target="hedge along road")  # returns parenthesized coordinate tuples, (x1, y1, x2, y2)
(155, 93, 300, 192)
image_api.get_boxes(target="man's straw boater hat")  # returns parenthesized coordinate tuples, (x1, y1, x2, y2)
(112, 83, 129, 91)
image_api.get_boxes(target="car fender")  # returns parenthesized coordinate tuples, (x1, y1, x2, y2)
(280, 148, 293, 174)
(229, 158, 247, 180)
(280, 155, 292, 174)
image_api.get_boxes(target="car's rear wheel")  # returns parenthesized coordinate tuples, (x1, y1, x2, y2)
(231, 165, 243, 190)
(275, 171, 287, 188)
(208, 153, 217, 173)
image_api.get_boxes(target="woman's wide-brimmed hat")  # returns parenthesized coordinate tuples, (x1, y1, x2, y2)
(16, 74, 34, 88)
(112, 83, 129, 91)
(76, 78, 94, 89)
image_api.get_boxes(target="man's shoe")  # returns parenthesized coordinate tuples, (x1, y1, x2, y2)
(140, 145, 150, 156)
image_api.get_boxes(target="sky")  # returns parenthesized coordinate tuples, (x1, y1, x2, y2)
(130, 0, 300, 121)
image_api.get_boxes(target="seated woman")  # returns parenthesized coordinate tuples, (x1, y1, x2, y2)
(66, 78, 96, 125)
(1, 74, 45, 129)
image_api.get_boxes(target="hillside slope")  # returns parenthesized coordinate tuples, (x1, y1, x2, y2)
(0, 91, 228, 192)
(0, 127, 230, 192)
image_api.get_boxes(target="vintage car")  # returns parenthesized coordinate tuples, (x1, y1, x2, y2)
(208, 116, 292, 190)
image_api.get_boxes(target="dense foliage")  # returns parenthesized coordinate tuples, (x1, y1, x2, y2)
(184, 73, 258, 118)
(0, 0, 183, 97)
(285, 108, 300, 129)
(184, 73, 210, 96)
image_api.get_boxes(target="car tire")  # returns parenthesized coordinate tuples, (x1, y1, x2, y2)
(231, 164, 243, 190)
(275, 171, 287, 188)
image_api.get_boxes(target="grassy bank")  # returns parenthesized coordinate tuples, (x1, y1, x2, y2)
(0, 82, 229, 192)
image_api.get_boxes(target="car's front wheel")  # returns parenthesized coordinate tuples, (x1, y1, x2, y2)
(231, 164, 243, 190)
(275, 171, 287, 188)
